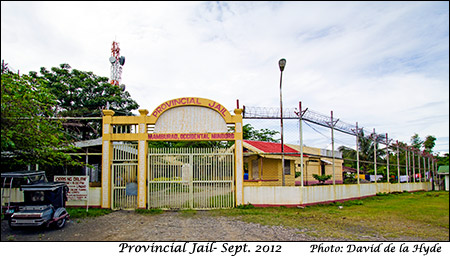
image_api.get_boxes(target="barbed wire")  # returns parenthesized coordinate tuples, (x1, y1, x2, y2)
(242, 105, 424, 154)
(243, 106, 378, 137)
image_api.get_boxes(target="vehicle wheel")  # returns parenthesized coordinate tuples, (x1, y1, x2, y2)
(54, 217, 66, 229)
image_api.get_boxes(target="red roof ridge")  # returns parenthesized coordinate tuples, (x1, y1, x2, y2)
(243, 140, 307, 157)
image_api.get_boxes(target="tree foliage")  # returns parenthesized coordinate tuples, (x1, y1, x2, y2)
(410, 133, 437, 154)
(312, 174, 332, 184)
(423, 135, 436, 153)
(1, 67, 80, 167)
(338, 131, 385, 174)
(338, 131, 441, 182)
(410, 133, 424, 149)
(30, 64, 139, 140)
(243, 124, 279, 142)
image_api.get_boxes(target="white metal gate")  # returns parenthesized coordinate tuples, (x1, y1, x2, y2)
(111, 143, 138, 210)
(148, 147, 235, 209)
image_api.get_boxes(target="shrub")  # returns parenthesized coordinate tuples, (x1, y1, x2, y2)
(66, 208, 112, 218)
(313, 174, 332, 184)
(237, 203, 255, 209)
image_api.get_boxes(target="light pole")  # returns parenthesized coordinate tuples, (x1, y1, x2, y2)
(279, 58, 286, 186)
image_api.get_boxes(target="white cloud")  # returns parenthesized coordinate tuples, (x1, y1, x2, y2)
(1, 1, 448, 154)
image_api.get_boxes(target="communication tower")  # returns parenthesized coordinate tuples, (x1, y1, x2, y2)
(109, 41, 125, 86)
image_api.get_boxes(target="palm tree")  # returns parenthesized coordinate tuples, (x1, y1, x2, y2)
(338, 131, 385, 174)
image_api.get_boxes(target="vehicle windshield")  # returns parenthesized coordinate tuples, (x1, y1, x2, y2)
(23, 187, 66, 208)
(1, 171, 47, 188)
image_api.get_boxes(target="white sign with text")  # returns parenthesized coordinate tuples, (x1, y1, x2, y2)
(54, 175, 89, 201)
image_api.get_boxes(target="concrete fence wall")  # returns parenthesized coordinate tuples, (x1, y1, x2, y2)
(2, 183, 432, 208)
(243, 182, 433, 207)
(1, 187, 102, 208)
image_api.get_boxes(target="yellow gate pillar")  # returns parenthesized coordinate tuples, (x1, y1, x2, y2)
(234, 109, 244, 205)
(101, 110, 114, 208)
(137, 109, 149, 209)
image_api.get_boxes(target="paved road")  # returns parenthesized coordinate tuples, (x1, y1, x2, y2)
(1, 210, 340, 241)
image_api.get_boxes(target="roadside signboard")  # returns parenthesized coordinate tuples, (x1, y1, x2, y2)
(54, 175, 89, 211)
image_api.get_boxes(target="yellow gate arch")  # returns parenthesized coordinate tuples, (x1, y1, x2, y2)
(101, 97, 244, 209)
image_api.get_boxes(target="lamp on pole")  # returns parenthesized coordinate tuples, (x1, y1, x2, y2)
(279, 58, 286, 186)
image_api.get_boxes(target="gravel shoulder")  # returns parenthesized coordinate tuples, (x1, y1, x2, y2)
(1, 210, 342, 242)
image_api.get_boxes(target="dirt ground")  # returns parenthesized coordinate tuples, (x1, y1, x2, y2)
(1, 210, 344, 242)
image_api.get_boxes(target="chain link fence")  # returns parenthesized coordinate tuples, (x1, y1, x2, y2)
(242, 105, 438, 186)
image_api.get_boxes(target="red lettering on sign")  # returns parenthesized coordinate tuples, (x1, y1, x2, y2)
(152, 98, 227, 119)
(208, 101, 227, 116)
(211, 133, 234, 139)
(54, 175, 88, 201)
(148, 133, 180, 140)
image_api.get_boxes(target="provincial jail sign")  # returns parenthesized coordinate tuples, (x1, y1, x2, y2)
(150, 97, 234, 138)
(151, 97, 230, 120)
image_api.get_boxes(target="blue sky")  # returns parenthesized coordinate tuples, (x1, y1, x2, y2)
(1, 1, 449, 154)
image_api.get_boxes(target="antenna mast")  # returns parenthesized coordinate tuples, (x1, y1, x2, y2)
(109, 41, 125, 86)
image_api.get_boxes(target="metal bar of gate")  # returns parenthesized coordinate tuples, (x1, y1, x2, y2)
(111, 143, 138, 210)
(111, 163, 138, 210)
(148, 147, 234, 210)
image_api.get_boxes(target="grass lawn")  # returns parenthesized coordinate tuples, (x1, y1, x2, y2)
(210, 191, 449, 241)
(66, 207, 112, 219)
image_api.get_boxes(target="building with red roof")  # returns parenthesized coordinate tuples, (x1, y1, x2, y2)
(243, 140, 343, 186)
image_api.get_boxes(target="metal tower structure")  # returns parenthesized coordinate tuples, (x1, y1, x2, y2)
(109, 41, 125, 86)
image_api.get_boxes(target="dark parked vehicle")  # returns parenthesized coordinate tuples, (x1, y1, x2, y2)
(8, 182, 70, 229)
(1, 171, 48, 218)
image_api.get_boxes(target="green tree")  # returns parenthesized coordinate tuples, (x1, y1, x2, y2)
(30, 64, 139, 140)
(410, 133, 437, 154)
(410, 133, 423, 149)
(1, 67, 80, 168)
(338, 131, 385, 174)
(243, 124, 279, 142)
(423, 135, 436, 153)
